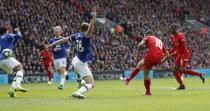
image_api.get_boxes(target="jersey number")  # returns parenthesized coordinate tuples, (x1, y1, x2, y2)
(76, 40, 84, 52)
(155, 38, 163, 49)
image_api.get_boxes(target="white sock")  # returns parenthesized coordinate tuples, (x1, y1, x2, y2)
(76, 84, 93, 94)
(11, 71, 23, 89)
(11, 77, 18, 90)
(65, 71, 68, 76)
(60, 77, 65, 86)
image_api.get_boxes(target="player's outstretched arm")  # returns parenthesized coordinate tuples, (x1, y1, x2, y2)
(48, 37, 69, 49)
(86, 7, 97, 37)
(137, 39, 145, 48)
(12, 28, 22, 40)
(161, 51, 170, 63)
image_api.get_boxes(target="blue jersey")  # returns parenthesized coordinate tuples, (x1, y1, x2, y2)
(49, 37, 68, 59)
(70, 32, 92, 62)
(0, 32, 22, 60)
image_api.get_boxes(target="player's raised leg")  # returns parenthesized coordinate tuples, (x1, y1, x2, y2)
(181, 61, 205, 83)
(120, 59, 143, 85)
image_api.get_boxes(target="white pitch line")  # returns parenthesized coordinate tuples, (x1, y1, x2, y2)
(142, 86, 210, 91)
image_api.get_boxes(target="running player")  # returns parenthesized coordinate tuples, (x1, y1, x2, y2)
(0, 25, 27, 98)
(49, 26, 69, 90)
(120, 30, 168, 95)
(168, 24, 205, 90)
(40, 45, 53, 85)
(47, 7, 97, 99)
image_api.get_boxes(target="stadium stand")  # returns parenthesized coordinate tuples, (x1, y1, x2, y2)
(0, 0, 209, 74)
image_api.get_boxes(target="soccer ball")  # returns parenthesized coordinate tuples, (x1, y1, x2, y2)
(2, 49, 13, 58)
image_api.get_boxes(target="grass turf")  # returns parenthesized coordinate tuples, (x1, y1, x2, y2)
(0, 78, 209, 111)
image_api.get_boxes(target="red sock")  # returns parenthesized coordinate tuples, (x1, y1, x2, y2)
(127, 68, 140, 81)
(47, 71, 52, 81)
(174, 71, 184, 85)
(144, 79, 151, 93)
(183, 69, 201, 76)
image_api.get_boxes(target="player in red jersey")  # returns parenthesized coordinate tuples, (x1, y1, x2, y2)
(40, 45, 53, 85)
(168, 24, 205, 90)
(120, 30, 168, 95)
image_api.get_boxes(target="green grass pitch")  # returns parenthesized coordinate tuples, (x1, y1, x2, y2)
(0, 78, 209, 111)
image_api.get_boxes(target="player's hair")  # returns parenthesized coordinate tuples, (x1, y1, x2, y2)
(53, 26, 62, 32)
(40, 45, 45, 50)
(80, 22, 89, 32)
(0, 25, 8, 35)
(170, 23, 178, 29)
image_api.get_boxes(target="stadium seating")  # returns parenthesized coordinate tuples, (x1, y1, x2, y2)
(0, 0, 209, 74)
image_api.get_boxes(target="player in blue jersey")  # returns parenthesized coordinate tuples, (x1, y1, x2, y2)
(0, 25, 27, 98)
(49, 26, 69, 90)
(48, 7, 97, 99)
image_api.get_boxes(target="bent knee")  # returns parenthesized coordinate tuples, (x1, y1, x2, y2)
(91, 83, 95, 88)
(13, 64, 24, 72)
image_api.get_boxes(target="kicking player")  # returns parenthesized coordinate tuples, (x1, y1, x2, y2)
(120, 30, 168, 95)
(0, 25, 27, 98)
(168, 24, 205, 90)
(48, 7, 97, 99)
(40, 45, 53, 85)
(49, 26, 69, 90)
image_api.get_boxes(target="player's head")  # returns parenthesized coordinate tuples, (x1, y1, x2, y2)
(169, 23, 178, 35)
(144, 30, 154, 36)
(53, 26, 62, 37)
(44, 41, 49, 50)
(0, 25, 8, 35)
(80, 22, 89, 32)
(40, 45, 48, 50)
(44, 45, 48, 50)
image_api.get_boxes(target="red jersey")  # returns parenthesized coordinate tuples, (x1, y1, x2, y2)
(40, 50, 52, 65)
(170, 32, 190, 57)
(144, 36, 167, 57)
(142, 36, 167, 69)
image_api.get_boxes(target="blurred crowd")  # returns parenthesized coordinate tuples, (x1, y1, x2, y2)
(177, 0, 210, 26)
(0, 0, 209, 74)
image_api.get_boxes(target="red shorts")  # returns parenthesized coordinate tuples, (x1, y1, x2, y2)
(43, 62, 52, 71)
(174, 55, 190, 68)
(143, 54, 162, 70)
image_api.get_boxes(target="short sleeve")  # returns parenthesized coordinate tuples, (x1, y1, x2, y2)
(49, 39, 53, 44)
(178, 33, 185, 43)
(7, 32, 22, 41)
(70, 33, 76, 41)
(144, 36, 149, 43)
(5, 34, 15, 41)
